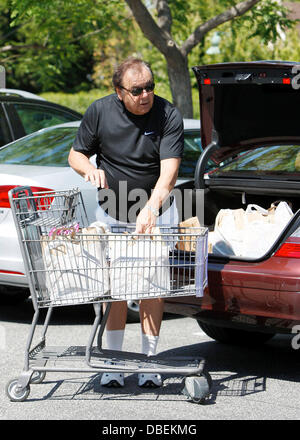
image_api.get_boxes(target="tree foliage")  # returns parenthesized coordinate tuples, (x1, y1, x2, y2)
(2, 0, 130, 91)
(0, 0, 298, 116)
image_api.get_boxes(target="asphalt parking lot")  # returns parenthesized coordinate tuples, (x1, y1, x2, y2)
(1, 298, 300, 424)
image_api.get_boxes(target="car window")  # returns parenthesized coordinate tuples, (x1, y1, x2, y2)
(0, 108, 11, 147)
(212, 145, 300, 178)
(179, 131, 216, 178)
(13, 103, 79, 135)
(0, 127, 77, 166)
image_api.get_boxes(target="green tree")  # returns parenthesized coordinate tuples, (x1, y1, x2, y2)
(1, 0, 129, 91)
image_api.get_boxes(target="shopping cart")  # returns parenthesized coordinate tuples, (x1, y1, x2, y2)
(6, 187, 212, 403)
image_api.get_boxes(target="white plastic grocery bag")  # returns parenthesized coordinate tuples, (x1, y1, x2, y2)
(242, 202, 293, 258)
(212, 208, 246, 256)
(42, 226, 110, 305)
(210, 202, 293, 258)
(108, 232, 170, 300)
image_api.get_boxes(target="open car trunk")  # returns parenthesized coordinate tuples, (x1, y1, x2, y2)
(175, 178, 300, 260)
(189, 61, 300, 260)
(203, 185, 300, 258)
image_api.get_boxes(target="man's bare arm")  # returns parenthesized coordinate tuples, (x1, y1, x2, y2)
(135, 157, 181, 233)
(68, 147, 108, 189)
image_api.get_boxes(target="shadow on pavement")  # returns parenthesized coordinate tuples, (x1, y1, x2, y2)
(0, 297, 181, 325)
(160, 337, 300, 403)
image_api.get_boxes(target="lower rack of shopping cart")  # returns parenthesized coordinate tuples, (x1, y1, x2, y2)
(6, 299, 212, 404)
(6, 342, 212, 404)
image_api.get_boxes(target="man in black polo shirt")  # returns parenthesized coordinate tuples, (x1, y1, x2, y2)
(69, 57, 184, 388)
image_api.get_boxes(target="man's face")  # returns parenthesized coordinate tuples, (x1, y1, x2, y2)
(116, 66, 154, 115)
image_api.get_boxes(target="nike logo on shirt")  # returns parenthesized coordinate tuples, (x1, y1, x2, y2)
(144, 131, 155, 136)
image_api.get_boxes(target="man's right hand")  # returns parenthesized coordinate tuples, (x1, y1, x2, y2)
(84, 168, 108, 189)
(68, 148, 109, 189)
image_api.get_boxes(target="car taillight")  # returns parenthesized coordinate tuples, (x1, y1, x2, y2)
(274, 237, 300, 258)
(0, 185, 54, 209)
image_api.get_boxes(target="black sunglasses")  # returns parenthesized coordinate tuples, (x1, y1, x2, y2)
(119, 82, 155, 97)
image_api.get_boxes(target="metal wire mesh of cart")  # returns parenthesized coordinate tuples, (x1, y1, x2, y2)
(9, 187, 208, 308)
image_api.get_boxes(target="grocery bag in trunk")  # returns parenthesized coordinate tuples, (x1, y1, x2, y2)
(209, 201, 293, 258)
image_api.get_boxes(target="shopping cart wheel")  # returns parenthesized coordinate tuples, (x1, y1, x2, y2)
(182, 370, 212, 404)
(6, 379, 30, 402)
(30, 371, 46, 384)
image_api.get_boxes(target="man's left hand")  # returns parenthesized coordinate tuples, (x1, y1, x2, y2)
(135, 205, 157, 234)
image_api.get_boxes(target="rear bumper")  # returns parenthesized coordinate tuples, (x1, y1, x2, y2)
(165, 256, 300, 333)
(0, 272, 28, 287)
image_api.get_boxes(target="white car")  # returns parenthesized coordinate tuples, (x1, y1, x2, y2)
(0, 118, 201, 319)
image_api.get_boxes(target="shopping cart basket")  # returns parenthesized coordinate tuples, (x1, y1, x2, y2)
(6, 186, 212, 403)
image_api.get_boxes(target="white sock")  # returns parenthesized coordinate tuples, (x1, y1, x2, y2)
(141, 332, 159, 356)
(106, 329, 124, 351)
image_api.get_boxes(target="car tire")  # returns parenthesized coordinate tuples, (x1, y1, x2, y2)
(0, 286, 30, 305)
(127, 300, 140, 323)
(197, 321, 275, 346)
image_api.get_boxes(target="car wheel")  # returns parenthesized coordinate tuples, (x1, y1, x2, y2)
(0, 286, 30, 305)
(197, 321, 275, 346)
(127, 300, 140, 323)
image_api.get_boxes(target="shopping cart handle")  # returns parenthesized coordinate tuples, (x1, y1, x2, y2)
(8, 186, 39, 224)
(8, 185, 34, 200)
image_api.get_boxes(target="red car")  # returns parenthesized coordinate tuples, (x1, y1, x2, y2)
(165, 61, 300, 345)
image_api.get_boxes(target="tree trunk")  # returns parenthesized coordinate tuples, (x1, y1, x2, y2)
(165, 49, 193, 118)
(124, 0, 264, 119)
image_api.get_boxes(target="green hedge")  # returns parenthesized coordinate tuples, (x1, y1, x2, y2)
(39, 89, 108, 115)
(40, 88, 200, 120)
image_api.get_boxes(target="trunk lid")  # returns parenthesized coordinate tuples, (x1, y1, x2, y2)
(192, 61, 300, 164)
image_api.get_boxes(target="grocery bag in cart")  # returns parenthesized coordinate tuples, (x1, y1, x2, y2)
(41, 225, 110, 305)
(108, 229, 170, 300)
(175, 217, 208, 298)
